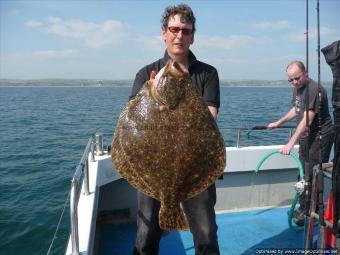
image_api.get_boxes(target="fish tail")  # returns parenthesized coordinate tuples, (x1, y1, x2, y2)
(159, 204, 189, 231)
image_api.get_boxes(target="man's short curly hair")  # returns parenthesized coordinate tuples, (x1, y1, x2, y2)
(161, 4, 196, 33)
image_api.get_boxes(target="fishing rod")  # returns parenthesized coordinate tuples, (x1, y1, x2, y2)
(303, 0, 314, 249)
(316, 0, 326, 249)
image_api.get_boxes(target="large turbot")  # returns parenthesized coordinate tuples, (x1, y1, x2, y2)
(111, 59, 226, 230)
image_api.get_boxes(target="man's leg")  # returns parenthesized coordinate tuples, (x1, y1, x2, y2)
(132, 191, 162, 255)
(295, 133, 334, 225)
(294, 138, 312, 226)
(320, 131, 334, 162)
(182, 184, 220, 255)
(304, 131, 334, 209)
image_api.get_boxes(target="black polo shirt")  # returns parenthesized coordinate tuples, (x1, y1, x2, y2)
(130, 50, 220, 111)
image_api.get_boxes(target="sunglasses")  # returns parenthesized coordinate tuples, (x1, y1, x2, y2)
(288, 75, 302, 83)
(168, 26, 193, 36)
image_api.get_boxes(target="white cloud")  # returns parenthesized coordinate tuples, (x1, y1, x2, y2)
(24, 20, 42, 28)
(208, 58, 248, 64)
(32, 49, 78, 58)
(135, 35, 163, 51)
(45, 16, 127, 48)
(285, 26, 339, 42)
(319, 26, 339, 37)
(46, 16, 62, 23)
(12, 49, 78, 59)
(251, 20, 292, 30)
(194, 35, 258, 50)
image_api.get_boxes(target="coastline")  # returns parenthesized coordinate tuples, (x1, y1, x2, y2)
(0, 79, 332, 88)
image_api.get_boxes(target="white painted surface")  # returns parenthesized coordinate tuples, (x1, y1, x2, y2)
(225, 145, 299, 172)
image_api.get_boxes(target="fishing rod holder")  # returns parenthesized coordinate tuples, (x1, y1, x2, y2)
(95, 133, 104, 156)
(90, 133, 104, 162)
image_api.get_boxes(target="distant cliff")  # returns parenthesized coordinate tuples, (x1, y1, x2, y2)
(0, 78, 332, 87)
(0, 79, 134, 87)
(220, 79, 332, 87)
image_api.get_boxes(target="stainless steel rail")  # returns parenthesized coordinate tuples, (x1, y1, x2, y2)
(69, 136, 93, 255)
(220, 126, 295, 148)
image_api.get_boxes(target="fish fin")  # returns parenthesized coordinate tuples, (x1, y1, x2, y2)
(159, 204, 189, 231)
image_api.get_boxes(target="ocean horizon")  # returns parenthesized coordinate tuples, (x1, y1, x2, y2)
(0, 78, 333, 88)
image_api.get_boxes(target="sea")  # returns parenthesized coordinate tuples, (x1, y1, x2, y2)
(0, 85, 333, 255)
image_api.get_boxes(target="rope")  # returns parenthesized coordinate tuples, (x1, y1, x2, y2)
(46, 190, 71, 255)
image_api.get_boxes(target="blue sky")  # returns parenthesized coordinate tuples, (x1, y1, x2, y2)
(0, 0, 339, 81)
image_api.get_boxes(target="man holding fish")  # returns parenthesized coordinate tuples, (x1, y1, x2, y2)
(129, 3, 222, 255)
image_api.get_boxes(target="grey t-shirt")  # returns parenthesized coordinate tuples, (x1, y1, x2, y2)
(292, 78, 333, 136)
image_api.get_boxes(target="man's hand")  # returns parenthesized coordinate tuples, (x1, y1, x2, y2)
(280, 142, 294, 155)
(150, 67, 166, 88)
(267, 121, 279, 130)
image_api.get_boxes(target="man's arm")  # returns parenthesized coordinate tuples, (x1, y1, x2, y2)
(280, 110, 316, 155)
(208, 106, 218, 120)
(267, 107, 297, 129)
(203, 66, 220, 121)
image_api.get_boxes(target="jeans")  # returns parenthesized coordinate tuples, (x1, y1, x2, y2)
(132, 184, 219, 255)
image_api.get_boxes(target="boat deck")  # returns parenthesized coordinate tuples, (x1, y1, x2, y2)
(97, 207, 305, 255)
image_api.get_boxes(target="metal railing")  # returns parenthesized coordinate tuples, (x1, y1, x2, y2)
(69, 133, 105, 255)
(69, 136, 92, 255)
(69, 132, 108, 255)
(220, 126, 295, 148)
(66, 131, 107, 255)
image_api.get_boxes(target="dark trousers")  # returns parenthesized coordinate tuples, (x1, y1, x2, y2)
(298, 131, 334, 210)
(132, 184, 220, 255)
(333, 107, 340, 236)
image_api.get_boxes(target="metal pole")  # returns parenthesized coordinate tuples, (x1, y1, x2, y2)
(83, 158, 90, 195)
(70, 180, 79, 255)
(236, 129, 241, 148)
(68, 136, 93, 254)
(90, 139, 95, 162)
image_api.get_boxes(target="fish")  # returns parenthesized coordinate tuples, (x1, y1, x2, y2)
(111, 59, 226, 230)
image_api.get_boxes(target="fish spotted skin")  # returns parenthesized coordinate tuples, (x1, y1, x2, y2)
(111, 59, 226, 230)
